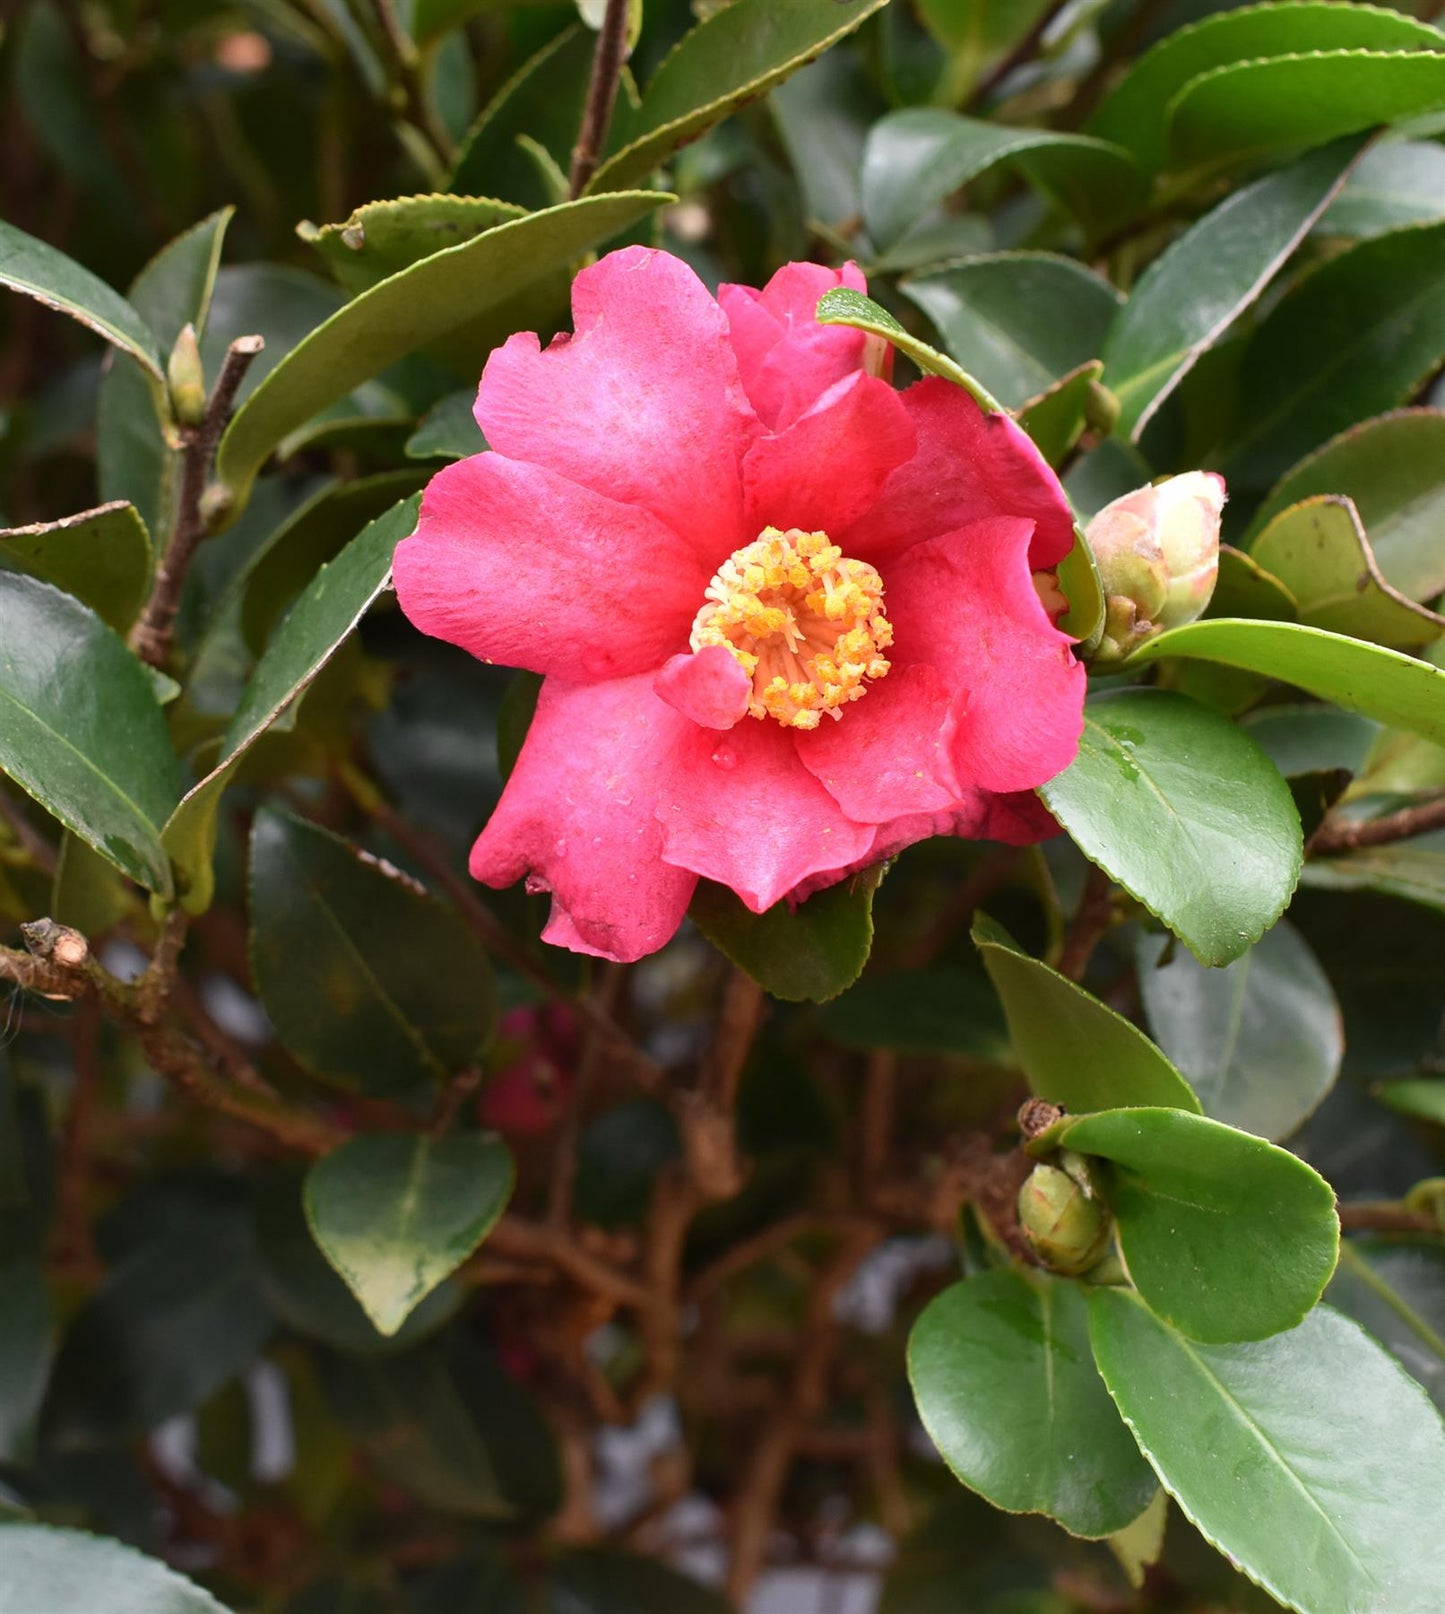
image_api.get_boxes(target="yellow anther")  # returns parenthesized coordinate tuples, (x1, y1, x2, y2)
(690, 527, 892, 728)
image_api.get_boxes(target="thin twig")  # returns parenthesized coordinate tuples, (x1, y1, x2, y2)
(1338, 1201, 1441, 1235)
(967, 0, 1073, 108)
(568, 0, 631, 197)
(480, 1214, 651, 1308)
(687, 1212, 878, 1304)
(372, 0, 454, 175)
(1056, 863, 1115, 981)
(1309, 794, 1445, 856)
(131, 335, 264, 668)
(858, 1051, 896, 1203)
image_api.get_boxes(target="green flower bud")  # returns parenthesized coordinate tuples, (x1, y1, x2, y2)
(167, 323, 206, 428)
(1084, 471, 1226, 665)
(1017, 1153, 1112, 1275)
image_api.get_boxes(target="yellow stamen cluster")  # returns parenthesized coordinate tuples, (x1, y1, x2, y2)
(690, 527, 892, 730)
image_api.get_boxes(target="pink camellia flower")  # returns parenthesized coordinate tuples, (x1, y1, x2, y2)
(393, 248, 1086, 962)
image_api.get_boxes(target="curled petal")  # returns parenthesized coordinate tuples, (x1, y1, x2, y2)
(477, 246, 759, 559)
(654, 647, 751, 730)
(394, 454, 708, 681)
(469, 675, 698, 962)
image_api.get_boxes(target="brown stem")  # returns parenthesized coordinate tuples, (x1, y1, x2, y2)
(687, 1211, 878, 1304)
(0, 793, 57, 875)
(372, 0, 454, 174)
(51, 999, 103, 1276)
(1338, 1201, 1441, 1235)
(568, 0, 631, 198)
(858, 1050, 896, 1202)
(1056, 863, 1115, 981)
(1309, 794, 1445, 856)
(967, 0, 1073, 108)
(480, 1214, 651, 1309)
(131, 335, 264, 669)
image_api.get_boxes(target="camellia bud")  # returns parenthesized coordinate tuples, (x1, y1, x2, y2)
(1085, 471, 1226, 665)
(1017, 1151, 1112, 1275)
(167, 322, 206, 428)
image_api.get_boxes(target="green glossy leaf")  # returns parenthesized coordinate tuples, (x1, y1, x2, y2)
(771, 50, 883, 231)
(1087, 4, 1445, 174)
(1329, 1239, 1445, 1409)
(1104, 136, 1367, 440)
(1127, 620, 1445, 748)
(1088, 1290, 1445, 1614)
(302, 194, 526, 294)
(547, 1550, 735, 1614)
(1247, 409, 1445, 604)
(589, 0, 889, 195)
(1306, 837, 1445, 915)
(1318, 139, 1445, 238)
(1249, 496, 1444, 648)
(1169, 51, 1445, 177)
(0, 218, 163, 380)
(861, 109, 1140, 251)
(690, 871, 878, 1004)
(1378, 1076, 1445, 1124)
(164, 497, 421, 913)
(1136, 920, 1341, 1141)
(1016, 361, 1103, 469)
(0, 1259, 49, 1465)
(215, 193, 665, 510)
(1208, 545, 1298, 623)
(817, 966, 1008, 1060)
(305, 1133, 513, 1336)
(0, 1527, 232, 1613)
(814, 286, 1002, 411)
(915, 0, 1056, 105)
(973, 915, 1201, 1113)
(405, 391, 486, 461)
(903, 254, 1121, 411)
(249, 808, 496, 1096)
(1041, 689, 1302, 967)
(1220, 221, 1445, 494)
(0, 501, 151, 633)
(1241, 705, 1379, 780)
(0, 575, 180, 895)
(909, 1271, 1157, 1539)
(1059, 1108, 1338, 1341)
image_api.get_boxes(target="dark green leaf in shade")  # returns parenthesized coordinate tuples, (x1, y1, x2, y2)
(301, 194, 527, 293)
(1127, 620, 1445, 748)
(1016, 361, 1103, 469)
(770, 50, 883, 232)
(973, 916, 1200, 1113)
(304, 1133, 514, 1336)
(910, 1272, 1157, 1539)
(0, 1527, 232, 1614)
(164, 497, 421, 913)
(1246, 409, 1445, 604)
(573, 1099, 681, 1229)
(546, 1549, 735, 1614)
(814, 285, 1002, 411)
(405, 390, 486, 461)
(0, 219, 164, 380)
(409, 1550, 527, 1614)
(903, 254, 1121, 411)
(0, 1259, 50, 1464)
(589, 0, 890, 195)
(1058, 1108, 1338, 1342)
(1104, 136, 1368, 440)
(1220, 222, 1445, 494)
(1318, 139, 1445, 238)
(0, 502, 152, 634)
(215, 193, 666, 511)
(1377, 1075, 1445, 1125)
(1328, 1239, 1445, 1409)
(248, 808, 496, 1097)
(0, 575, 181, 896)
(1248, 496, 1444, 648)
(1168, 51, 1445, 177)
(1208, 545, 1298, 622)
(1136, 921, 1341, 1142)
(1087, 4, 1445, 174)
(817, 966, 1009, 1060)
(1040, 689, 1302, 967)
(860, 110, 1141, 251)
(689, 870, 878, 1003)
(1087, 1289, 1445, 1614)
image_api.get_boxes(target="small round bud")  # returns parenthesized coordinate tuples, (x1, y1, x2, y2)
(1084, 472, 1226, 665)
(1018, 1157, 1112, 1275)
(167, 323, 206, 428)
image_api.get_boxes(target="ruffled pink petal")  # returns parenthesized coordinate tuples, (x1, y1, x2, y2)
(795, 664, 961, 822)
(476, 247, 759, 560)
(394, 454, 706, 681)
(654, 647, 750, 730)
(656, 720, 875, 913)
(719, 261, 869, 430)
(469, 675, 697, 962)
(742, 372, 916, 537)
(886, 517, 1085, 795)
(839, 378, 1077, 571)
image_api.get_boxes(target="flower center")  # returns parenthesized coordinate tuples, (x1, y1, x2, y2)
(689, 527, 892, 730)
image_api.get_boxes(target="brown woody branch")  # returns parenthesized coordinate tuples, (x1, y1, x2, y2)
(568, 0, 631, 197)
(1309, 793, 1445, 856)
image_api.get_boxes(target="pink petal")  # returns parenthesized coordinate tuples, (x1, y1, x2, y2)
(469, 675, 698, 962)
(657, 720, 875, 913)
(795, 664, 961, 822)
(655, 647, 751, 730)
(719, 261, 869, 430)
(476, 247, 759, 560)
(839, 378, 1077, 570)
(886, 517, 1086, 795)
(742, 371, 916, 537)
(393, 454, 706, 681)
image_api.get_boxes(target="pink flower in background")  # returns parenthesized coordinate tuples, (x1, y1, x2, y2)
(393, 248, 1085, 963)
